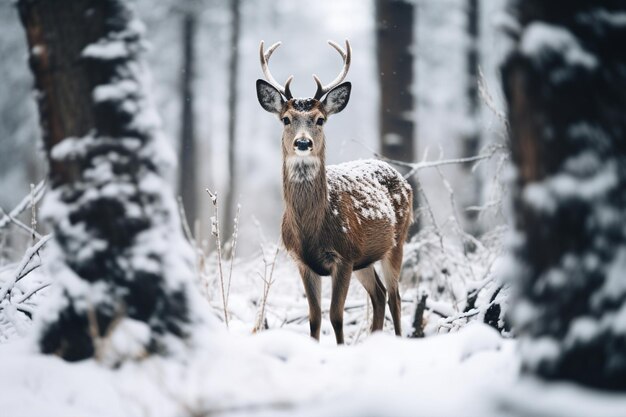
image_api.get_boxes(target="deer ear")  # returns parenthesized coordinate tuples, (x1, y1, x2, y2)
(322, 82, 351, 115)
(257, 79, 284, 114)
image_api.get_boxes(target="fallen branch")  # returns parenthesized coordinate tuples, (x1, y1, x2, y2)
(410, 293, 428, 338)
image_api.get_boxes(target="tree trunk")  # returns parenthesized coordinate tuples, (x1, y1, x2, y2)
(223, 0, 241, 245)
(376, 0, 419, 236)
(178, 10, 198, 229)
(503, 0, 626, 390)
(460, 0, 482, 238)
(18, 0, 198, 361)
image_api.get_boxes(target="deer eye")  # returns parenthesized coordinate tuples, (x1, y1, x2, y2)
(282, 117, 291, 126)
(316, 118, 325, 126)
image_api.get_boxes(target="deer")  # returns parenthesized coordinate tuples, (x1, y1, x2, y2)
(256, 39, 413, 344)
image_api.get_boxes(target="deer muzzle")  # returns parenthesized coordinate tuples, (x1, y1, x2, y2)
(294, 138, 313, 154)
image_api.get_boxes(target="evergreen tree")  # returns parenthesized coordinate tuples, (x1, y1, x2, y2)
(18, 0, 200, 361)
(503, 0, 626, 390)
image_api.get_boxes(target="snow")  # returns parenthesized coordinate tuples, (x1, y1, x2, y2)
(83, 40, 129, 60)
(0, 323, 521, 417)
(520, 22, 597, 70)
(93, 79, 139, 103)
(2, 208, 626, 417)
(611, 303, 626, 335)
(499, 379, 626, 417)
(596, 249, 626, 303)
(327, 159, 409, 225)
(102, 318, 152, 365)
(565, 317, 599, 346)
(523, 162, 617, 214)
(520, 336, 560, 370)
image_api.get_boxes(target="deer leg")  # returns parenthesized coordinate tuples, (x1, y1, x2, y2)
(382, 249, 403, 336)
(330, 261, 353, 344)
(354, 266, 387, 333)
(299, 265, 322, 341)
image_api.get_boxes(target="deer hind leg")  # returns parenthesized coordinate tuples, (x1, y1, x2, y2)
(330, 261, 353, 345)
(299, 265, 322, 341)
(354, 265, 387, 333)
(382, 247, 403, 336)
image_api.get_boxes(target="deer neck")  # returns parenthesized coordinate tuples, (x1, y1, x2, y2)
(282, 152, 328, 236)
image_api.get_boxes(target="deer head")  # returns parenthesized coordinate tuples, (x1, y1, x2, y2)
(256, 40, 352, 160)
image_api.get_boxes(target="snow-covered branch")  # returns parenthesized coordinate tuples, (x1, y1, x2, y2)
(0, 234, 52, 304)
(387, 144, 506, 180)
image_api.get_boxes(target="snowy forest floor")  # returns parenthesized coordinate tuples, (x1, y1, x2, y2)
(2, 242, 626, 416)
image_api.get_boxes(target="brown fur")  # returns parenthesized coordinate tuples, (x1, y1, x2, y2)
(279, 100, 413, 344)
(256, 43, 412, 343)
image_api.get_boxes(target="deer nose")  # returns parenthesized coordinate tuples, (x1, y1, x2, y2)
(294, 138, 313, 151)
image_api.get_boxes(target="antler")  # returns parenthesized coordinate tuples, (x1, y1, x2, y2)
(259, 41, 293, 100)
(313, 40, 352, 100)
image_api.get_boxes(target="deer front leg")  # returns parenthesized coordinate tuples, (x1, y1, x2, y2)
(299, 265, 322, 341)
(330, 261, 353, 345)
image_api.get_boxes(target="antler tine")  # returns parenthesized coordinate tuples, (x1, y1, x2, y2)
(313, 39, 352, 100)
(284, 75, 294, 100)
(259, 40, 294, 100)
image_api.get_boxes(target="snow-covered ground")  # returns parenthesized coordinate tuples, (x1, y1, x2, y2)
(3, 243, 626, 416)
(0, 320, 516, 417)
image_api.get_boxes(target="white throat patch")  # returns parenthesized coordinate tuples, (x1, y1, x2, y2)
(286, 155, 321, 183)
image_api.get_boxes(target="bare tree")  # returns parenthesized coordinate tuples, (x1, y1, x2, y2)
(376, 0, 419, 234)
(503, 0, 626, 390)
(460, 0, 482, 238)
(224, 0, 241, 243)
(178, 2, 199, 227)
(18, 0, 199, 361)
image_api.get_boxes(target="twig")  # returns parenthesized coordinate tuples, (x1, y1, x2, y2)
(14, 281, 51, 304)
(206, 189, 228, 328)
(351, 294, 370, 345)
(176, 196, 196, 246)
(400, 145, 505, 180)
(226, 203, 241, 313)
(30, 183, 37, 244)
(0, 180, 46, 230)
(0, 234, 52, 304)
(477, 66, 509, 130)
(350, 138, 503, 181)
(15, 261, 41, 284)
(254, 242, 279, 333)
(0, 207, 43, 240)
(434, 166, 481, 279)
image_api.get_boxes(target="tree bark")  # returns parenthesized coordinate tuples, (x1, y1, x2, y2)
(460, 0, 482, 238)
(179, 10, 198, 227)
(224, 0, 241, 245)
(376, 0, 419, 236)
(18, 0, 198, 361)
(503, 0, 626, 390)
